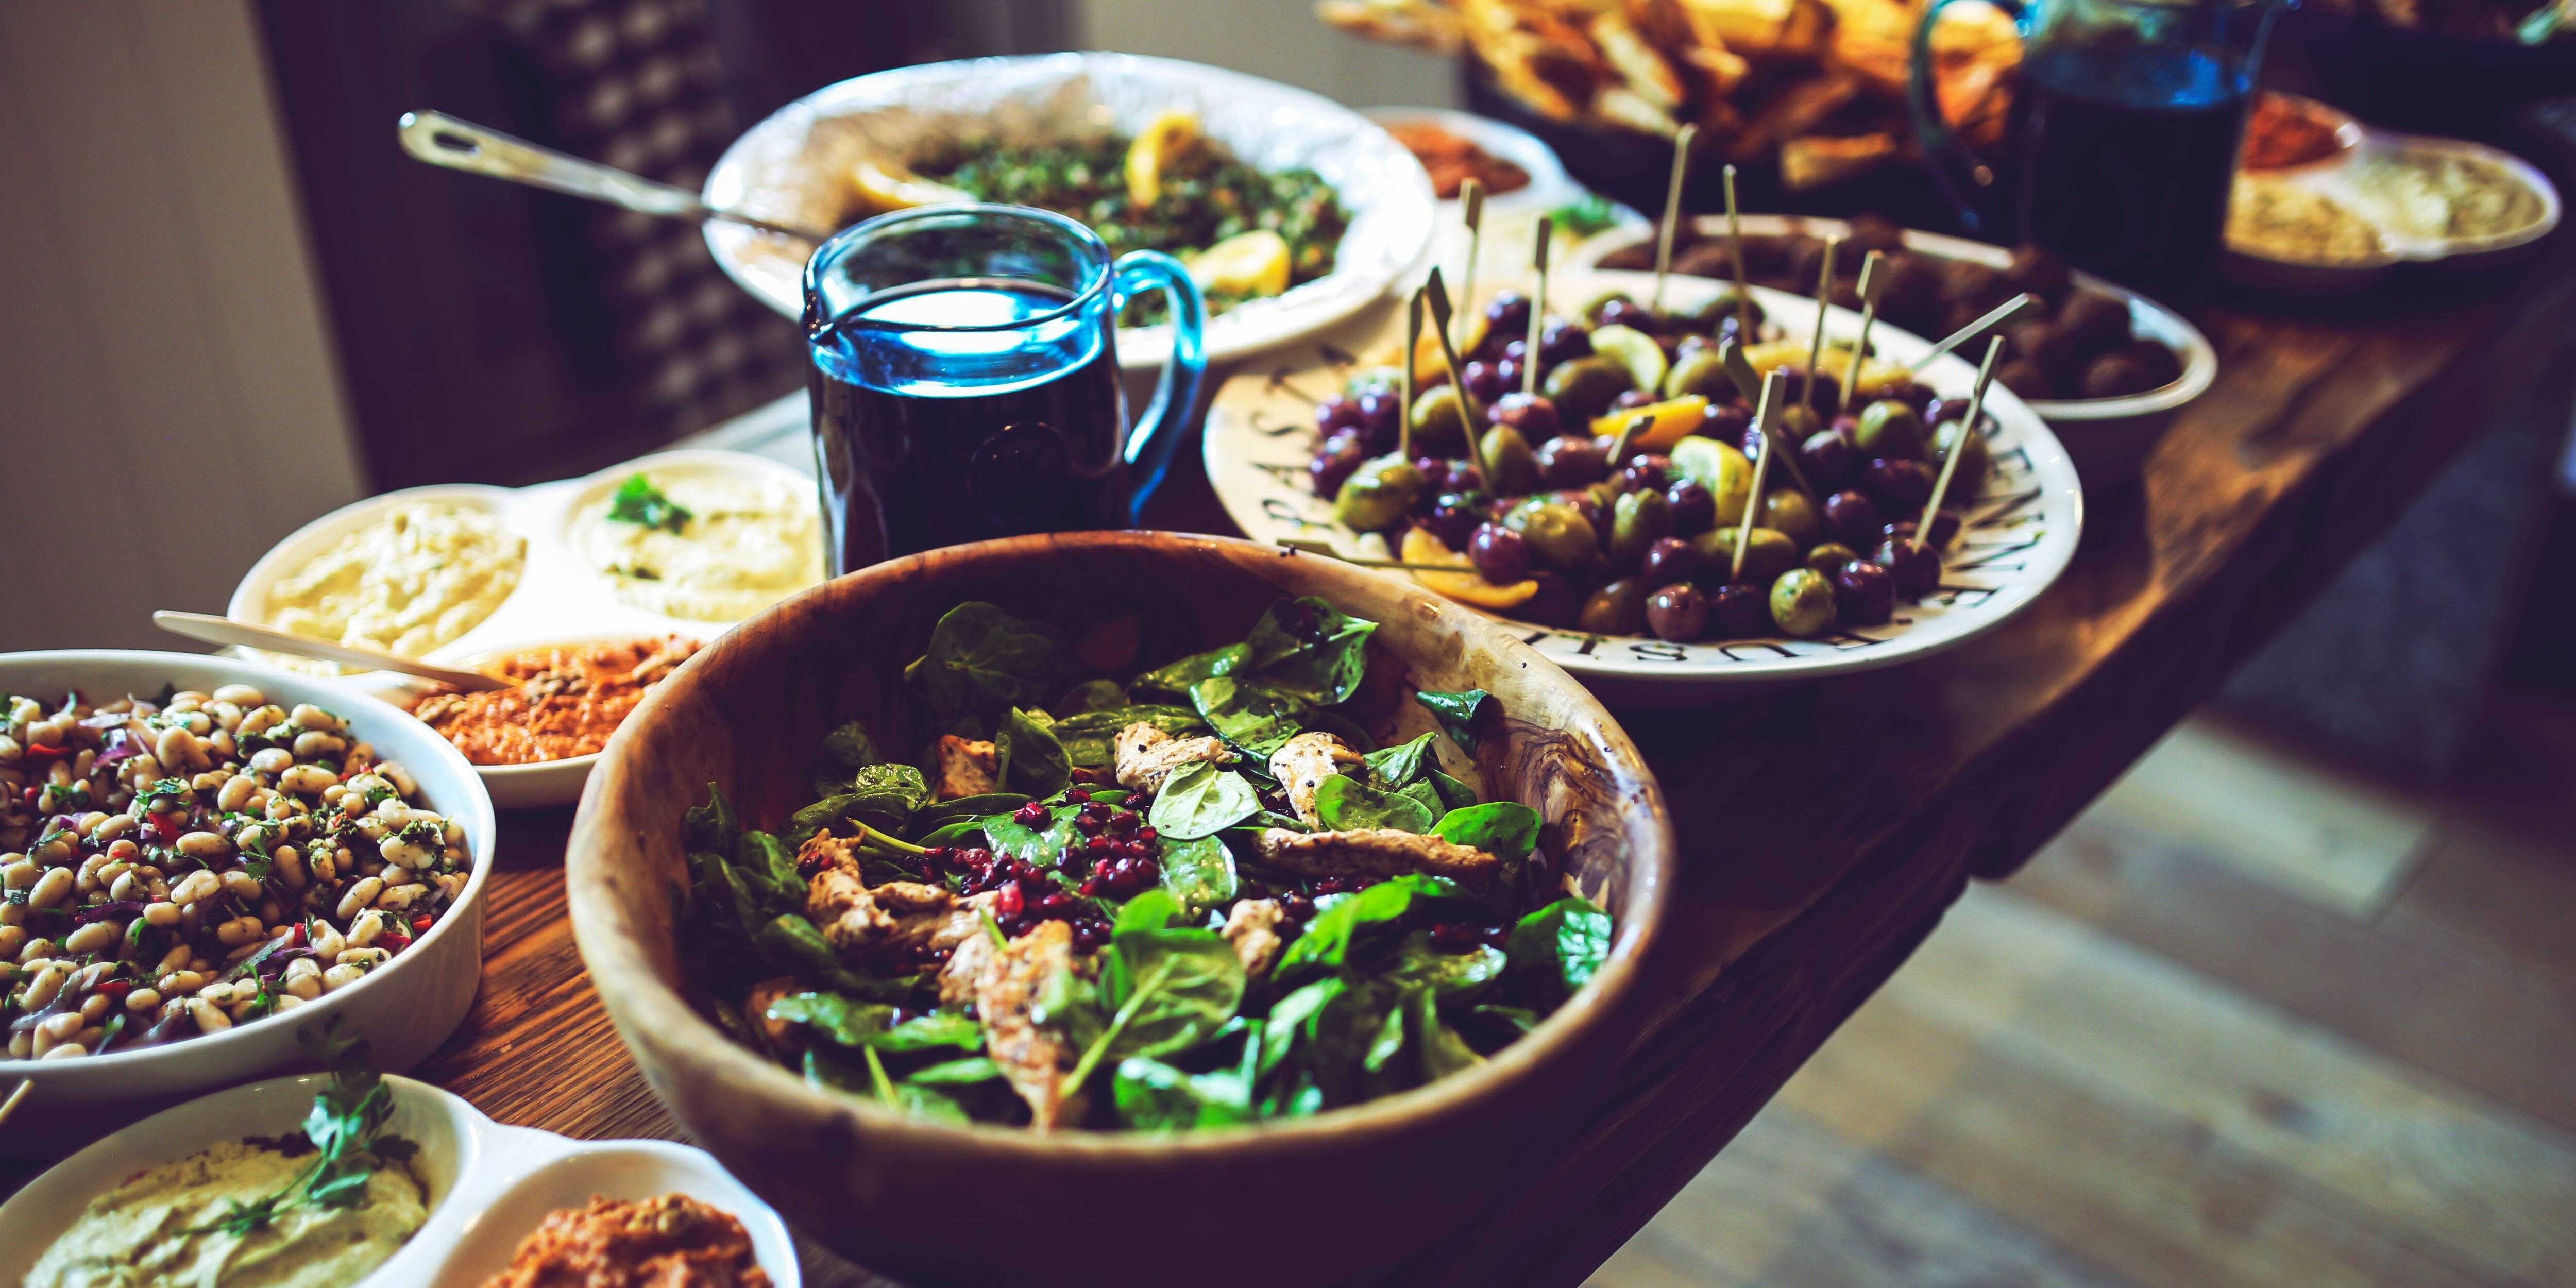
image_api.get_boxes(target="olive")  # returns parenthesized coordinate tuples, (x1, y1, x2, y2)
(1664, 348, 1733, 400)
(1510, 500, 1601, 572)
(1482, 290, 1533, 343)
(1579, 579, 1651, 635)
(1700, 403, 1753, 452)
(1542, 355, 1634, 423)
(1801, 427, 1856, 490)
(1468, 522, 1533, 582)
(1887, 380, 1941, 412)
(1342, 366, 1405, 398)
(1845, 213, 1907, 255)
(1761, 490, 1820, 547)
(1781, 369, 1839, 419)
(1537, 317, 1591, 367)
(1317, 393, 1366, 437)
(1853, 401, 1925, 460)
(1691, 525, 1800, 586)
(1773, 403, 1824, 451)
(1479, 424, 1539, 495)
(1423, 495, 1485, 550)
(1354, 388, 1404, 453)
(1640, 535, 1700, 588)
(1874, 535, 1942, 597)
(2121, 340, 2184, 387)
(1487, 391, 1562, 440)
(1609, 488, 1673, 570)
(1534, 435, 1611, 490)
(1821, 489, 1885, 547)
(1883, 513, 1962, 550)
(2080, 352, 2159, 398)
(1996, 359, 2058, 401)
(1610, 388, 1662, 413)
(2057, 291, 2133, 355)
(1589, 294, 1657, 332)
(1410, 385, 1472, 455)
(1671, 333, 1716, 365)
(1804, 541, 1860, 573)
(1461, 359, 1513, 406)
(1708, 582, 1772, 638)
(2005, 244, 2072, 304)
(1310, 431, 1367, 498)
(1833, 559, 1896, 624)
(1645, 583, 1709, 641)
(1670, 437, 1753, 526)
(1769, 567, 1836, 637)
(1921, 397, 1995, 437)
(1427, 458, 1485, 494)
(1333, 455, 1427, 531)
(1553, 489, 1607, 539)
(2004, 320, 2079, 387)
(1930, 419, 1992, 497)
(1666, 480, 1716, 535)
(1621, 453, 1676, 492)
(1944, 259, 2013, 311)
(1519, 571, 1582, 627)
(1862, 457, 1937, 511)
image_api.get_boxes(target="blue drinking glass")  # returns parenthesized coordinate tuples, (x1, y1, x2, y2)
(802, 203, 1206, 574)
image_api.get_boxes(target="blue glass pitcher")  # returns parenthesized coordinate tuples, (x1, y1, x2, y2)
(1911, 0, 2281, 295)
(803, 204, 1206, 574)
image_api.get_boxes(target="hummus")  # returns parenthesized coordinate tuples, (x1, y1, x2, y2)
(267, 503, 524, 657)
(26, 1137, 428, 1288)
(568, 470, 822, 622)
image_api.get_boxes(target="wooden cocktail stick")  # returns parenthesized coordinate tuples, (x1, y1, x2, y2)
(1835, 250, 1888, 420)
(1277, 539, 1464, 572)
(1720, 338, 1818, 500)
(1908, 293, 2037, 372)
(1731, 368, 1788, 582)
(1524, 219, 1551, 397)
(1400, 287, 1423, 462)
(1918, 334, 2006, 544)
(1723, 163, 1753, 342)
(1650, 124, 1698, 318)
(1800, 235, 1841, 416)
(1455, 179, 1486, 354)
(1423, 268, 1488, 478)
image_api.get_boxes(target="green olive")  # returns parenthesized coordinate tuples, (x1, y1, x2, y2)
(1689, 525, 1800, 585)
(1577, 578, 1651, 635)
(1410, 385, 1471, 455)
(1775, 404, 1823, 447)
(1343, 365, 1405, 397)
(1932, 419, 1993, 497)
(1803, 540, 1860, 573)
(1670, 437, 1753, 526)
(1760, 490, 1820, 547)
(1332, 456, 1427, 532)
(1510, 500, 1600, 571)
(1542, 355, 1634, 423)
(1663, 348, 1734, 400)
(1770, 567, 1837, 637)
(1855, 400, 1926, 459)
(1609, 488, 1673, 570)
(1480, 424, 1538, 495)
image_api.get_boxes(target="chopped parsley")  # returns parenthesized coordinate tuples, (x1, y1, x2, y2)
(192, 1022, 417, 1236)
(606, 473, 691, 534)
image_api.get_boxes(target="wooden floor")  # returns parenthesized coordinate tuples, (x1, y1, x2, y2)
(1590, 694, 2576, 1288)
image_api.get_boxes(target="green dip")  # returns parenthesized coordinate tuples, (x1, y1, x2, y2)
(26, 1137, 428, 1288)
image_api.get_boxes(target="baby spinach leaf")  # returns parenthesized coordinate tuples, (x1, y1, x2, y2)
(1314, 774, 1436, 835)
(1387, 931, 1508, 998)
(1233, 597, 1377, 705)
(813, 720, 886, 793)
(982, 802, 1082, 868)
(1431, 769, 1480, 811)
(1432, 801, 1543, 862)
(684, 784, 741, 854)
(905, 602, 1073, 726)
(1055, 679, 1128, 716)
(1277, 873, 1461, 975)
(1131, 643, 1247, 700)
(1113, 1058, 1252, 1131)
(995, 707, 1071, 799)
(1146, 761, 1259, 840)
(752, 916, 923, 1003)
(1114, 888, 1183, 937)
(1157, 834, 1238, 918)
(1408, 984, 1484, 1080)
(1504, 897, 1614, 1008)
(1469, 1004, 1544, 1038)
(912, 792, 1031, 828)
(767, 994, 978, 1050)
(905, 1056, 1003, 1086)
(1096, 922, 1247, 1063)
(1259, 976, 1346, 1081)
(783, 765, 930, 849)
(735, 831, 804, 914)
(1414, 688, 1493, 752)
(1399, 779, 1445, 820)
(914, 818, 990, 848)
(1363, 732, 1440, 787)
(1189, 677, 1312, 759)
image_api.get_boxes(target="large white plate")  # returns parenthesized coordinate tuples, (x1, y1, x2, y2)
(1202, 268, 2084, 698)
(703, 52, 1438, 369)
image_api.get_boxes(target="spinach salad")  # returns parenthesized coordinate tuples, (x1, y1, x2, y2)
(677, 597, 1612, 1132)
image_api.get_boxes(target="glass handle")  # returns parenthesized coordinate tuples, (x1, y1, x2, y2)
(1909, 0, 2022, 234)
(1111, 251, 1208, 524)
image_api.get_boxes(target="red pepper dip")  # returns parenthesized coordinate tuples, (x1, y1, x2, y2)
(1385, 122, 1531, 199)
(481, 1193, 771, 1288)
(413, 636, 699, 765)
(2241, 94, 2346, 171)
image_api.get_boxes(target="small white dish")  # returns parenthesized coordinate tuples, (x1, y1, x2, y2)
(703, 52, 1439, 369)
(1201, 266, 2084, 699)
(227, 448, 812, 808)
(0, 653, 495, 1155)
(0, 1075, 800, 1288)
(1359, 106, 1585, 217)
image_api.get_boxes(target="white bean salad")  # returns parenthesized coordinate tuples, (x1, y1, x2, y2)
(1, 683, 472, 1060)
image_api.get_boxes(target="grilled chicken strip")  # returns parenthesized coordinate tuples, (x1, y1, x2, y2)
(805, 870, 994, 965)
(1222, 898, 1286, 978)
(1114, 722, 1232, 794)
(1268, 731, 1365, 826)
(1250, 827, 1501, 884)
(977, 919, 1086, 1131)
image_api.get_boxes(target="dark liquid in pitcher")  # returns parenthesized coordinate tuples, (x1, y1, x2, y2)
(808, 279, 1128, 572)
(2012, 44, 2249, 297)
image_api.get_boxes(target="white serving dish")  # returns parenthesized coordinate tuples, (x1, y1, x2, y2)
(702, 52, 1439, 368)
(1359, 106, 1585, 217)
(2221, 125, 2563, 292)
(0, 653, 495, 1155)
(1201, 267, 2084, 700)
(227, 448, 816, 809)
(0, 1075, 801, 1288)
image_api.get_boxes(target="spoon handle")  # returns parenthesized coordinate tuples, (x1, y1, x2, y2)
(151, 612, 512, 693)
(395, 110, 834, 242)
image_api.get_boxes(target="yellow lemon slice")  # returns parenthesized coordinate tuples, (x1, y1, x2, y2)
(1590, 394, 1709, 452)
(1671, 436, 1754, 526)
(1588, 324, 1670, 397)
(1125, 111, 1200, 208)
(851, 157, 974, 213)
(1187, 229, 1292, 299)
(1402, 527, 1538, 611)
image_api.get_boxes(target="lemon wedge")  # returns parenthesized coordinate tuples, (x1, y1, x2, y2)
(851, 157, 974, 213)
(1588, 324, 1670, 397)
(1402, 527, 1538, 611)
(1672, 436, 1754, 526)
(1125, 111, 1201, 208)
(1590, 394, 1709, 452)
(1187, 229, 1292, 299)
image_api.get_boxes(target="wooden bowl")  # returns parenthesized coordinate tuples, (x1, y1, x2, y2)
(565, 532, 1672, 1287)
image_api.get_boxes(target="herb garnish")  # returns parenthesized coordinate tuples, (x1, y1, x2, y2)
(606, 473, 692, 533)
(193, 1021, 418, 1236)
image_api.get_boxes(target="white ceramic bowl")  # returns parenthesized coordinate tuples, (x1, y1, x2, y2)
(0, 652, 495, 1155)
(702, 52, 1439, 368)
(0, 1075, 801, 1288)
(1359, 106, 1585, 216)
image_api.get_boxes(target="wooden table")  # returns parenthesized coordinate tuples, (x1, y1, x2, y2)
(18, 159, 2576, 1288)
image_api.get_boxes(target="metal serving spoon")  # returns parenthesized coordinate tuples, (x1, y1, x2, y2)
(395, 110, 837, 243)
(152, 612, 512, 693)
